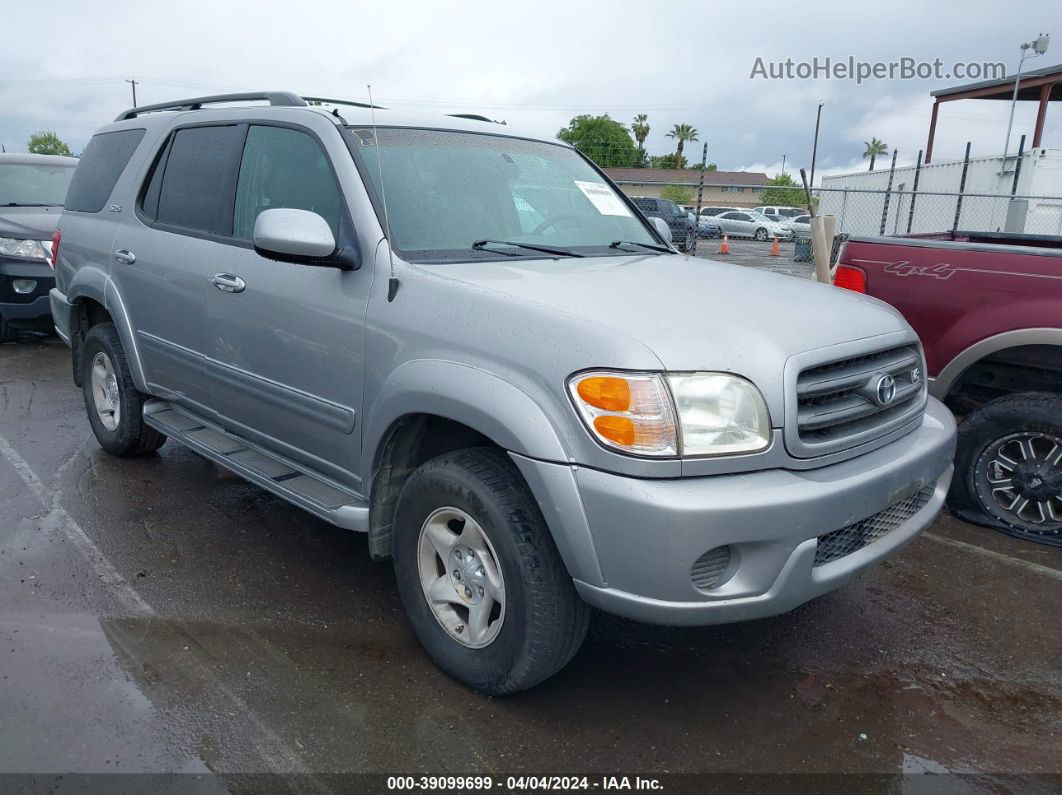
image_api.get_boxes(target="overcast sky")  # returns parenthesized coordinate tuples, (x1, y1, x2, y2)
(1, 0, 1058, 182)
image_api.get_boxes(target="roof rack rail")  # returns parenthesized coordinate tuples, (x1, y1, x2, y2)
(114, 91, 307, 122)
(448, 113, 496, 123)
(302, 96, 385, 110)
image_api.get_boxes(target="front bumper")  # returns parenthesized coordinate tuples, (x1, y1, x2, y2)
(0, 259, 55, 329)
(513, 398, 956, 626)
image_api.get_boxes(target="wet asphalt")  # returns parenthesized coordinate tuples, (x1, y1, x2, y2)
(1, 334, 1060, 791)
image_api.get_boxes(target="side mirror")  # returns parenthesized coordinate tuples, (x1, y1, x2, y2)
(651, 216, 672, 243)
(253, 208, 341, 266)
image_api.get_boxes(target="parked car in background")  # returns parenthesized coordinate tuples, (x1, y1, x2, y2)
(788, 214, 812, 235)
(755, 206, 805, 223)
(630, 197, 696, 251)
(697, 215, 722, 238)
(714, 210, 793, 241)
(52, 90, 954, 694)
(699, 206, 738, 218)
(0, 153, 78, 341)
(835, 231, 1062, 546)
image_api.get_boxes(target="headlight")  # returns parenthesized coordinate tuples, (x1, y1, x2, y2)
(568, 371, 771, 457)
(666, 373, 770, 455)
(0, 238, 48, 261)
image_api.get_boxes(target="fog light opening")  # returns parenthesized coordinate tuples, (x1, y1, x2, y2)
(690, 545, 736, 590)
(11, 279, 37, 295)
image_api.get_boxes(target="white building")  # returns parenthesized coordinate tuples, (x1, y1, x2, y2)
(819, 148, 1062, 237)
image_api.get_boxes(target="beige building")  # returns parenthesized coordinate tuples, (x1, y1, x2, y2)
(603, 168, 769, 209)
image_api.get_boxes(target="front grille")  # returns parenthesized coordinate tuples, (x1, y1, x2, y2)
(813, 486, 935, 566)
(794, 343, 925, 456)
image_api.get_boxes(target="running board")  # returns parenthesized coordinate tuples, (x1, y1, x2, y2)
(143, 399, 369, 532)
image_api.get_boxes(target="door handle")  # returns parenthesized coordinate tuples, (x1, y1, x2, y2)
(211, 273, 246, 293)
(114, 249, 136, 265)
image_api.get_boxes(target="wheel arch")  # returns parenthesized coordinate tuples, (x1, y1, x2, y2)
(933, 329, 1062, 406)
(66, 271, 148, 393)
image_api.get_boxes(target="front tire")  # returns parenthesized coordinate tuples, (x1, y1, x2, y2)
(0, 317, 17, 343)
(755, 227, 768, 241)
(392, 447, 589, 694)
(947, 393, 1062, 546)
(81, 323, 167, 457)
(680, 231, 694, 252)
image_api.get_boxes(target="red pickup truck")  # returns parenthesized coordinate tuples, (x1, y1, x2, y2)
(834, 231, 1061, 547)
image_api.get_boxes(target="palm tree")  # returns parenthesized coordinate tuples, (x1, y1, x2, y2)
(863, 137, 888, 171)
(631, 114, 650, 156)
(666, 123, 699, 168)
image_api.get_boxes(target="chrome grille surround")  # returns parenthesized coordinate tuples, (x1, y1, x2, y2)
(813, 486, 935, 566)
(784, 332, 928, 459)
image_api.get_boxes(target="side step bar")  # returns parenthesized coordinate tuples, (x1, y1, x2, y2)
(143, 399, 369, 532)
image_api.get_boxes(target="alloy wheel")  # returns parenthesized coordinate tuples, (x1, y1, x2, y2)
(974, 432, 1062, 539)
(90, 351, 121, 432)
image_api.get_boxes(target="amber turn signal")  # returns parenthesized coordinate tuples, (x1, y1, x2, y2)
(593, 415, 636, 446)
(577, 377, 632, 412)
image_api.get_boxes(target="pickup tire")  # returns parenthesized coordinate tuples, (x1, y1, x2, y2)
(392, 446, 590, 694)
(948, 393, 1062, 547)
(81, 323, 167, 457)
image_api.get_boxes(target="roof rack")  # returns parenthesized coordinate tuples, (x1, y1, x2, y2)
(114, 91, 307, 122)
(302, 96, 385, 110)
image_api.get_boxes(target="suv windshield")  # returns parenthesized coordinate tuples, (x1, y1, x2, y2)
(349, 127, 660, 262)
(0, 162, 76, 206)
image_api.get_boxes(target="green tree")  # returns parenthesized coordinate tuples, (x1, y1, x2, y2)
(27, 131, 71, 156)
(862, 137, 888, 171)
(760, 172, 807, 207)
(666, 123, 699, 168)
(689, 162, 718, 171)
(649, 153, 681, 169)
(557, 114, 639, 168)
(631, 114, 650, 159)
(660, 185, 694, 205)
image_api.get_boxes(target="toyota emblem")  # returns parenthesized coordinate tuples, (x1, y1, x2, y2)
(875, 374, 897, 406)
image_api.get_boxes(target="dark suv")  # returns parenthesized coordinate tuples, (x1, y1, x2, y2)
(0, 153, 78, 341)
(631, 197, 696, 252)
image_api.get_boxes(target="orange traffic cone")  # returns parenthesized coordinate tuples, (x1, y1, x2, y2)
(718, 234, 730, 255)
(770, 236, 780, 257)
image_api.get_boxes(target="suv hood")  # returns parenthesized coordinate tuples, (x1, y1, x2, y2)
(431, 253, 911, 417)
(0, 206, 62, 240)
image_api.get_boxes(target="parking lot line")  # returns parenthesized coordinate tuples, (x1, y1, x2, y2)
(923, 532, 1062, 581)
(0, 431, 323, 783)
(0, 432, 155, 616)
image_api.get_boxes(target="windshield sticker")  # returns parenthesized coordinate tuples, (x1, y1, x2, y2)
(574, 181, 632, 217)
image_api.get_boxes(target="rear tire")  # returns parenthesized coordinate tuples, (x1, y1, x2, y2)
(755, 227, 768, 241)
(680, 231, 694, 252)
(81, 323, 167, 457)
(947, 393, 1062, 546)
(392, 447, 589, 694)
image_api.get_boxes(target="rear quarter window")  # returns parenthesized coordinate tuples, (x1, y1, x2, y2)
(64, 129, 146, 213)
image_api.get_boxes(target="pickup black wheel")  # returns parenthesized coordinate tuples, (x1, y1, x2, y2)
(948, 393, 1062, 547)
(0, 317, 17, 343)
(81, 323, 167, 457)
(755, 227, 769, 241)
(392, 446, 590, 695)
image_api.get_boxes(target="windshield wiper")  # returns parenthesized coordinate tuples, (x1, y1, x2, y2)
(609, 240, 671, 253)
(472, 239, 584, 258)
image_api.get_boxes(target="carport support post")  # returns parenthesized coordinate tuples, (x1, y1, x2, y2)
(953, 141, 971, 232)
(692, 142, 707, 255)
(906, 150, 923, 234)
(879, 149, 898, 235)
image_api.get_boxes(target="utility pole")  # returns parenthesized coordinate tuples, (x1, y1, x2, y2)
(125, 78, 138, 107)
(809, 102, 824, 190)
(780, 154, 786, 177)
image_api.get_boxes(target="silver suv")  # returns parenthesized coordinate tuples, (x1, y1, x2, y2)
(50, 91, 956, 694)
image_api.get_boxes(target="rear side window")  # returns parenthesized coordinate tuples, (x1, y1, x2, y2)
(64, 129, 145, 213)
(233, 125, 342, 239)
(631, 198, 655, 213)
(154, 125, 242, 235)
